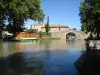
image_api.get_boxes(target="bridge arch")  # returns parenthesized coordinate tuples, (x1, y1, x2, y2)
(50, 30, 86, 40)
(66, 32, 76, 40)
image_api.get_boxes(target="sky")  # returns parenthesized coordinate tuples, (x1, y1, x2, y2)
(25, 0, 82, 30)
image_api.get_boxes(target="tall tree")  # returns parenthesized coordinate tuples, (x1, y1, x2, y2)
(45, 16, 49, 35)
(80, 0, 100, 38)
(0, 0, 45, 37)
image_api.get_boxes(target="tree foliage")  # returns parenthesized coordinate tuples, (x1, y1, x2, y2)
(0, 0, 44, 36)
(79, 0, 100, 37)
(72, 28, 76, 30)
(25, 29, 38, 33)
(45, 16, 49, 35)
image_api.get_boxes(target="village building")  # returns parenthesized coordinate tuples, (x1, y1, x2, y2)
(30, 24, 45, 32)
(30, 24, 69, 32)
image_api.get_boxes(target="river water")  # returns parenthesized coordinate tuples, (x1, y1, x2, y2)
(0, 40, 85, 75)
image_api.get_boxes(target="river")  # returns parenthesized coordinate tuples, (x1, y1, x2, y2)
(0, 40, 85, 75)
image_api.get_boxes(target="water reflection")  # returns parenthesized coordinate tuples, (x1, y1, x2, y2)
(0, 52, 43, 75)
(75, 49, 100, 75)
(0, 40, 85, 75)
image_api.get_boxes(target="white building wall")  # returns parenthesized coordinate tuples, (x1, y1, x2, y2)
(31, 24, 44, 32)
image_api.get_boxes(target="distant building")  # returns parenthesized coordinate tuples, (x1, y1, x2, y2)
(30, 24, 69, 32)
(30, 24, 45, 32)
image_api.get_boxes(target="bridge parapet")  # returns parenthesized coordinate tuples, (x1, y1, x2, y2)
(51, 30, 86, 40)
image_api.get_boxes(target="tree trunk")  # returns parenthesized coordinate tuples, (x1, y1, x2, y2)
(97, 32, 99, 39)
(0, 32, 2, 39)
(0, 27, 2, 39)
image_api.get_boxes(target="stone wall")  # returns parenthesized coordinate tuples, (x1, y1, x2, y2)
(41, 27, 68, 32)
(50, 30, 86, 40)
(51, 31, 67, 39)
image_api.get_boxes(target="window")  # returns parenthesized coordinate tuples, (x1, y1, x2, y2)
(34, 26, 35, 28)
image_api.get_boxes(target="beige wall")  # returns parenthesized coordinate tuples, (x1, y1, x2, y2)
(60, 28, 68, 31)
(50, 30, 86, 40)
(50, 28, 59, 32)
(31, 25, 44, 31)
(41, 28, 45, 32)
(31, 24, 69, 32)
(41, 27, 68, 32)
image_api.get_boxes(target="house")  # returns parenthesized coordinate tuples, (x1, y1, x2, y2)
(30, 24, 69, 32)
(30, 24, 45, 32)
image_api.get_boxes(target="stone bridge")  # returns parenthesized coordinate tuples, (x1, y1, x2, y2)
(51, 30, 86, 40)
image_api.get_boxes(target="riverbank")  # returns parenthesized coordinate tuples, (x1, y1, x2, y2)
(38, 37, 60, 40)
(86, 40, 100, 49)
(0, 37, 60, 42)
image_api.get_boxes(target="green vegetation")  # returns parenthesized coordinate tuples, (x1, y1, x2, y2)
(38, 37, 60, 40)
(45, 16, 50, 35)
(2, 31, 7, 39)
(0, 0, 44, 37)
(37, 31, 60, 40)
(25, 29, 38, 33)
(80, 0, 100, 38)
(37, 31, 50, 38)
(20, 39, 37, 42)
(38, 31, 43, 38)
(72, 28, 76, 30)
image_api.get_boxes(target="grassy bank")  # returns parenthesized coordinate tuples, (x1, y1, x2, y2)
(38, 37, 60, 40)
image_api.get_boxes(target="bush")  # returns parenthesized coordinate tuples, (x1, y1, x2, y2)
(38, 31, 43, 38)
(25, 29, 38, 33)
(37, 32, 51, 38)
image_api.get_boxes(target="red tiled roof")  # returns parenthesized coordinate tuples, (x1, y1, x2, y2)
(32, 24, 44, 26)
(31, 24, 69, 28)
(42, 25, 69, 28)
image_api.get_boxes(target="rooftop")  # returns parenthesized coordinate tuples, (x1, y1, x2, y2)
(31, 24, 69, 28)
(42, 24, 69, 28)
(31, 24, 44, 26)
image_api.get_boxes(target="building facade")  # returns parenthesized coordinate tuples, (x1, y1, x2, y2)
(31, 24, 69, 32)
(30, 24, 45, 32)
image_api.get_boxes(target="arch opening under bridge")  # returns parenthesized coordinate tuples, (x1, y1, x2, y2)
(66, 32, 76, 40)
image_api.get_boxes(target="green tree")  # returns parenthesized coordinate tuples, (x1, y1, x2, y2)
(0, 0, 45, 37)
(72, 28, 76, 30)
(25, 29, 38, 33)
(45, 16, 49, 35)
(38, 31, 43, 38)
(79, 0, 100, 38)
